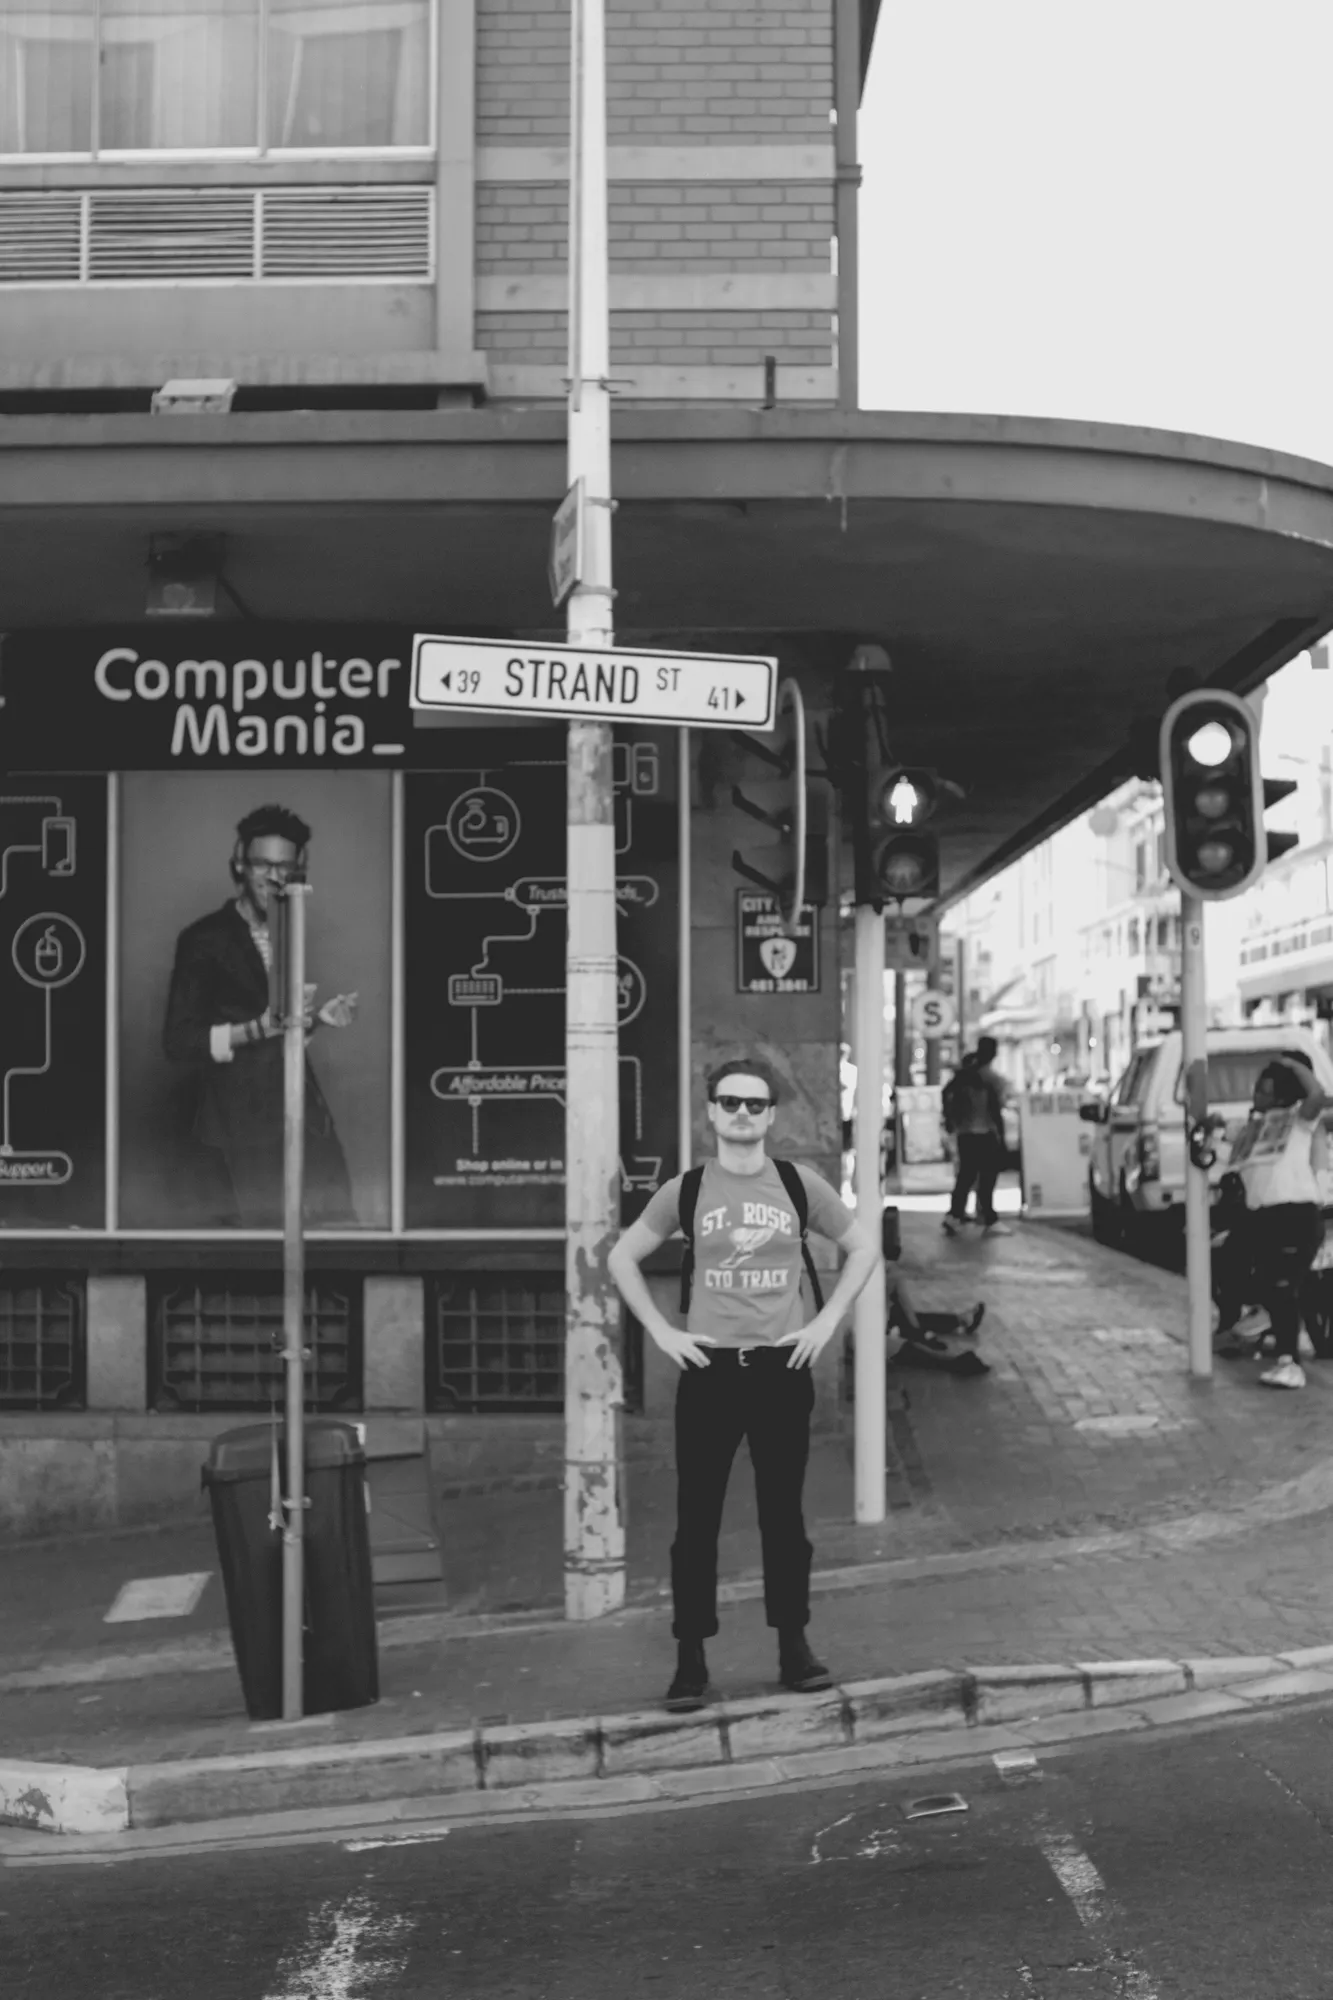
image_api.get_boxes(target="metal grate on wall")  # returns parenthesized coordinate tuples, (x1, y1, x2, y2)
(151, 1278, 361, 1415)
(429, 1274, 642, 1415)
(0, 186, 433, 286)
(0, 1279, 85, 1411)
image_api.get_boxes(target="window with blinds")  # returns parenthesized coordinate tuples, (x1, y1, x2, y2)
(0, 0, 433, 156)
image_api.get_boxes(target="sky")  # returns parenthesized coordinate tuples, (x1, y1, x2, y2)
(859, 1, 1333, 469)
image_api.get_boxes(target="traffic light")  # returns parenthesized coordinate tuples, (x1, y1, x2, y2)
(1159, 687, 1297, 899)
(729, 680, 829, 920)
(860, 762, 940, 907)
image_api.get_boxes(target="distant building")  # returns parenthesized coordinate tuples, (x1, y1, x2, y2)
(953, 643, 1333, 1088)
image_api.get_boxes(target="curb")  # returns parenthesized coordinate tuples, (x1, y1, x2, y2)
(9, 1646, 1333, 1838)
(0, 1759, 129, 1837)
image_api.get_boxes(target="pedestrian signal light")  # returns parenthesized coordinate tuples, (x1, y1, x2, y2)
(870, 766, 939, 902)
(1160, 689, 1263, 899)
(876, 830, 939, 900)
(874, 766, 937, 829)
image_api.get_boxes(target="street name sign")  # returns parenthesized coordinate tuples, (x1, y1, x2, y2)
(411, 634, 778, 730)
(548, 479, 585, 608)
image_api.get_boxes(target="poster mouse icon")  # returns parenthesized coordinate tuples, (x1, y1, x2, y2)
(13, 913, 86, 990)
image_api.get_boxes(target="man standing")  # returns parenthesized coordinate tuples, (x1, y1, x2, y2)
(941, 1035, 1012, 1237)
(608, 1056, 877, 1712)
(163, 804, 359, 1229)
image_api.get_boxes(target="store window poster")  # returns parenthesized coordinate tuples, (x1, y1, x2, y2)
(118, 773, 392, 1230)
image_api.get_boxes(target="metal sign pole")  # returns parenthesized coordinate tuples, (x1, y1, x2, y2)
(279, 881, 311, 1717)
(563, 0, 625, 1621)
(852, 905, 887, 1521)
(1180, 892, 1213, 1380)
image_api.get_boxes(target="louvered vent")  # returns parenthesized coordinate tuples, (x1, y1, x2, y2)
(0, 195, 82, 283)
(0, 186, 432, 284)
(262, 187, 432, 278)
(88, 191, 256, 281)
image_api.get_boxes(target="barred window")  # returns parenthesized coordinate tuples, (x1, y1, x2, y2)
(430, 1274, 642, 1415)
(151, 1276, 360, 1413)
(0, 1278, 85, 1410)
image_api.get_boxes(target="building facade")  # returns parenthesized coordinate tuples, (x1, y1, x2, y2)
(0, 0, 862, 1534)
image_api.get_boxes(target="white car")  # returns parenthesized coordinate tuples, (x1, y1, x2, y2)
(1082, 1024, 1333, 1250)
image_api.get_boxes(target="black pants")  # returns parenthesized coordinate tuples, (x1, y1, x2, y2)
(950, 1132, 1004, 1226)
(1213, 1206, 1256, 1333)
(1248, 1203, 1324, 1359)
(671, 1349, 814, 1641)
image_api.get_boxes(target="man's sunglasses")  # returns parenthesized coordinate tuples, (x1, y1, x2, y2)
(713, 1094, 772, 1115)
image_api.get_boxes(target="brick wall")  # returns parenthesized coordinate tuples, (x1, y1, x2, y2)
(476, 0, 831, 144)
(475, 0, 839, 401)
(479, 306, 830, 370)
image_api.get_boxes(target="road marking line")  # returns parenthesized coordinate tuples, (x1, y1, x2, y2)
(344, 1832, 451, 1852)
(263, 1891, 412, 2000)
(1038, 1825, 1160, 2000)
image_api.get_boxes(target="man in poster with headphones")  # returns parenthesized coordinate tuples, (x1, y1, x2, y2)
(162, 803, 358, 1228)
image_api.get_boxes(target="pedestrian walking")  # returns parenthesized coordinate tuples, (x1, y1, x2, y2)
(608, 1057, 877, 1712)
(1226, 1053, 1329, 1389)
(941, 1035, 1012, 1236)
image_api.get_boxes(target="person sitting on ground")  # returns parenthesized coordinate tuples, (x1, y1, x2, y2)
(889, 1266, 985, 1349)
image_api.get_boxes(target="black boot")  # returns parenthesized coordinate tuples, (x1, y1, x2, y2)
(778, 1629, 833, 1693)
(665, 1639, 710, 1712)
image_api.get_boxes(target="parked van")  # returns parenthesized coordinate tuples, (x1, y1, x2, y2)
(1083, 1024, 1333, 1250)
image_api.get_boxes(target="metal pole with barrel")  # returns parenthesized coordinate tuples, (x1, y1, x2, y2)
(271, 879, 311, 1716)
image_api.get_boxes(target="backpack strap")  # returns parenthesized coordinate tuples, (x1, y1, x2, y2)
(677, 1164, 706, 1313)
(773, 1158, 826, 1312)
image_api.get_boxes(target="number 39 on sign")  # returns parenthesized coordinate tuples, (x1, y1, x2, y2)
(909, 990, 957, 1040)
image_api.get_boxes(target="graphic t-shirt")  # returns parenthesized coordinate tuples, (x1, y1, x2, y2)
(639, 1158, 857, 1347)
(1229, 1108, 1327, 1210)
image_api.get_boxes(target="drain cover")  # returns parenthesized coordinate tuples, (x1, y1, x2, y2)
(905, 1792, 969, 1820)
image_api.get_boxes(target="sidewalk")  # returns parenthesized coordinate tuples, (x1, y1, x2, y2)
(4, 1206, 1333, 1825)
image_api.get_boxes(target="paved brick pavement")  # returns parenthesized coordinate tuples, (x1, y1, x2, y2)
(2, 1212, 1332, 1782)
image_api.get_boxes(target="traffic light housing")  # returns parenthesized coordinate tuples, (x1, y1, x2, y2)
(1160, 687, 1298, 899)
(729, 681, 829, 921)
(852, 759, 940, 908)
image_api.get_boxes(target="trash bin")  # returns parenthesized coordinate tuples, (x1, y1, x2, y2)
(202, 1418, 379, 1722)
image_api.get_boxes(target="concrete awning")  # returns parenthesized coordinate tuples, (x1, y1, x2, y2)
(4, 408, 1333, 904)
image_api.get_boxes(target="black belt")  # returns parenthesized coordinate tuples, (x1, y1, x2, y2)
(709, 1344, 789, 1368)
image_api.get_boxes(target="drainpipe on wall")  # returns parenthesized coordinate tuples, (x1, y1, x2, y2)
(833, 0, 862, 412)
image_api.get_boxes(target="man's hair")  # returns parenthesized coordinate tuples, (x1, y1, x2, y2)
(236, 804, 311, 854)
(1258, 1057, 1310, 1107)
(706, 1056, 781, 1104)
(975, 1036, 999, 1065)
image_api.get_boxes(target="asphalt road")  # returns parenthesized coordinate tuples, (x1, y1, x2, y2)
(7, 1702, 1333, 1998)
